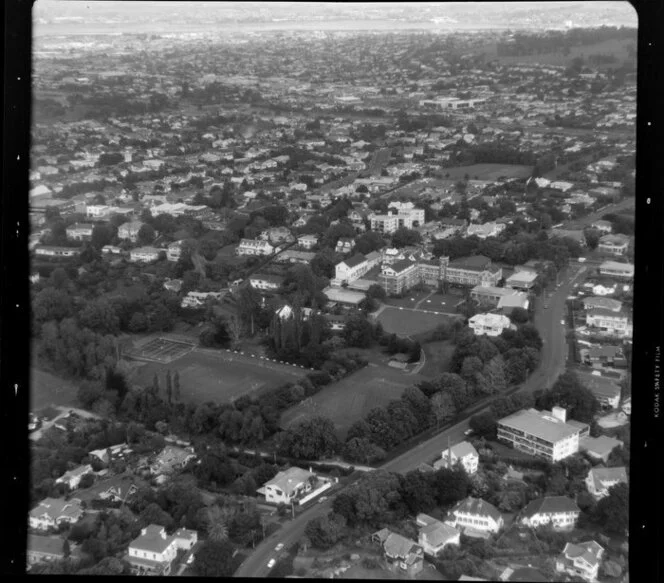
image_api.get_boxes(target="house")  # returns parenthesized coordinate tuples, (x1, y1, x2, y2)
(586, 309, 632, 337)
(297, 234, 319, 250)
(277, 250, 317, 265)
(497, 291, 530, 313)
(416, 514, 460, 556)
(324, 313, 348, 331)
(434, 441, 479, 475)
(66, 223, 94, 241)
(163, 278, 183, 293)
(586, 466, 628, 499)
(556, 540, 605, 582)
(584, 345, 625, 366)
(520, 496, 580, 530)
(334, 253, 370, 285)
(29, 498, 84, 531)
(249, 273, 284, 291)
(582, 297, 623, 312)
(34, 245, 81, 258)
(445, 497, 503, 534)
(373, 529, 424, 577)
(579, 435, 624, 463)
(335, 237, 355, 254)
(497, 407, 588, 462)
(118, 220, 144, 242)
(102, 245, 123, 255)
(505, 270, 538, 291)
(258, 467, 316, 505)
(468, 313, 512, 337)
(598, 234, 630, 256)
(576, 372, 622, 409)
(89, 475, 141, 503)
(26, 535, 66, 567)
(622, 397, 631, 415)
(236, 238, 274, 256)
(150, 445, 196, 477)
(181, 291, 224, 308)
(599, 261, 634, 279)
(442, 255, 502, 287)
(166, 240, 185, 262)
(126, 524, 197, 575)
(88, 443, 130, 464)
(263, 226, 295, 244)
(378, 260, 420, 295)
(591, 220, 613, 233)
(129, 246, 161, 263)
(55, 464, 93, 490)
(466, 221, 506, 239)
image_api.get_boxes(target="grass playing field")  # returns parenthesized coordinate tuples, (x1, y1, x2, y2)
(128, 347, 307, 405)
(440, 163, 533, 181)
(279, 364, 427, 440)
(377, 306, 457, 337)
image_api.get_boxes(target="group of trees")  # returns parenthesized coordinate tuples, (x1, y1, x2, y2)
(535, 371, 600, 423)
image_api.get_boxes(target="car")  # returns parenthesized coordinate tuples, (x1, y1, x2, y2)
(560, 320, 565, 325)
(186, 554, 195, 565)
(544, 304, 549, 309)
(318, 496, 328, 503)
(268, 559, 276, 569)
(275, 543, 284, 552)
(464, 429, 474, 436)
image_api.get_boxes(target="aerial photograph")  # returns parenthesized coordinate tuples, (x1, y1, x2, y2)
(24, 1, 638, 579)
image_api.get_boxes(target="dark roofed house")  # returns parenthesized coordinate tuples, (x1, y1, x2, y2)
(520, 496, 580, 530)
(375, 530, 424, 577)
(579, 435, 624, 462)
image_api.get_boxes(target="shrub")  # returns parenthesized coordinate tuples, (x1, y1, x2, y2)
(362, 557, 379, 569)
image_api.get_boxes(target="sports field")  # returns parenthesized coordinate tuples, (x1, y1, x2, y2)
(129, 347, 307, 405)
(124, 337, 195, 364)
(377, 306, 457, 337)
(441, 163, 533, 181)
(279, 364, 426, 440)
(30, 367, 79, 412)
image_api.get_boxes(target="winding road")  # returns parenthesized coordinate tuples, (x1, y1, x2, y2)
(233, 266, 584, 577)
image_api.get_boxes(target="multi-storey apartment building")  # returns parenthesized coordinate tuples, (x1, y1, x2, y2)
(370, 205, 425, 234)
(378, 260, 421, 295)
(497, 407, 589, 462)
(585, 308, 632, 337)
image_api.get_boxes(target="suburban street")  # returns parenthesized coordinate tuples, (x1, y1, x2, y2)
(234, 265, 585, 577)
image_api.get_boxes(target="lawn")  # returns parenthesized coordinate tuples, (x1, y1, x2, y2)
(128, 348, 307, 405)
(440, 163, 533, 181)
(279, 364, 426, 440)
(377, 306, 457, 337)
(419, 341, 456, 377)
(30, 367, 79, 412)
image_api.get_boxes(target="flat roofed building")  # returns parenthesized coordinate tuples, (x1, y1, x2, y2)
(599, 261, 634, 279)
(497, 407, 588, 462)
(323, 286, 366, 306)
(505, 270, 538, 291)
(468, 313, 512, 337)
(34, 245, 81, 258)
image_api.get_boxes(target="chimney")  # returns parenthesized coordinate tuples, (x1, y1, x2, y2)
(551, 406, 567, 423)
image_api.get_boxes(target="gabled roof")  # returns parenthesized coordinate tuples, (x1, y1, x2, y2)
(451, 497, 502, 522)
(383, 532, 421, 561)
(579, 435, 623, 457)
(342, 253, 368, 268)
(30, 497, 83, 521)
(441, 441, 478, 460)
(419, 519, 460, 547)
(522, 496, 580, 518)
(562, 540, 604, 567)
(265, 467, 314, 496)
(587, 466, 628, 491)
(130, 524, 172, 554)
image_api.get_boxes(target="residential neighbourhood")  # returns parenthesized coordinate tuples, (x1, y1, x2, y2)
(24, 2, 636, 581)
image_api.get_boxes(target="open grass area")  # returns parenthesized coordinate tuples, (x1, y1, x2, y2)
(420, 341, 456, 377)
(440, 163, 533, 181)
(30, 367, 79, 412)
(280, 364, 426, 440)
(378, 306, 457, 337)
(128, 347, 307, 405)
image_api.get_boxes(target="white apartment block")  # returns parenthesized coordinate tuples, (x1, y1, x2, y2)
(468, 313, 512, 337)
(370, 207, 425, 234)
(497, 407, 588, 462)
(586, 309, 632, 337)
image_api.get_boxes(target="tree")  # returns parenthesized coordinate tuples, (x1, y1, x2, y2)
(592, 482, 628, 534)
(194, 539, 235, 577)
(343, 314, 375, 348)
(483, 355, 507, 394)
(469, 412, 497, 439)
(205, 505, 230, 542)
(399, 471, 436, 514)
(536, 371, 600, 423)
(366, 284, 387, 302)
(137, 223, 156, 245)
(343, 437, 386, 464)
(304, 513, 346, 549)
(173, 371, 181, 401)
(165, 370, 172, 405)
(280, 416, 339, 460)
(431, 391, 456, 430)
(391, 227, 421, 248)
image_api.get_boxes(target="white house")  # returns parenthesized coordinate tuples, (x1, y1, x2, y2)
(333, 253, 371, 285)
(166, 240, 185, 262)
(29, 498, 84, 531)
(468, 313, 512, 337)
(297, 234, 319, 250)
(257, 467, 316, 505)
(236, 238, 274, 256)
(585, 466, 628, 499)
(520, 496, 580, 530)
(55, 465, 93, 490)
(445, 497, 503, 534)
(129, 247, 161, 263)
(127, 524, 197, 576)
(416, 514, 460, 556)
(599, 261, 634, 279)
(556, 540, 604, 582)
(118, 220, 144, 243)
(434, 441, 479, 475)
(586, 309, 632, 337)
(249, 273, 284, 291)
(597, 234, 629, 256)
(66, 223, 94, 241)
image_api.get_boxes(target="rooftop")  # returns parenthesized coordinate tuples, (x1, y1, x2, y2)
(451, 497, 502, 522)
(130, 524, 172, 554)
(448, 255, 491, 271)
(342, 253, 368, 269)
(522, 496, 580, 518)
(265, 467, 315, 496)
(498, 408, 585, 443)
(579, 435, 624, 457)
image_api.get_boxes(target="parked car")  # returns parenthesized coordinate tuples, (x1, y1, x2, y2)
(186, 554, 195, 565)
(268, 559, 276, 569)
(275, 543, 284, 551)
(464, 429, 474, 436)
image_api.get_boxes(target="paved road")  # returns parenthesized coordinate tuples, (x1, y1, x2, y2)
(233, 266, 584, 577)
